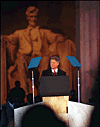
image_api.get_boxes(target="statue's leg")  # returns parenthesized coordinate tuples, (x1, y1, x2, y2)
(57, 41, 69, 75)
(38, 55, 50, 80)
(17, 55, 31, 96)
(57, 40, 74, 90)
(8, 62, 18, 90)
(38, 55, 50, 94)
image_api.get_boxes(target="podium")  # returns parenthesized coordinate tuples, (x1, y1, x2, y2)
(40, 76, 70, 126)
(42, 96, 69, 112)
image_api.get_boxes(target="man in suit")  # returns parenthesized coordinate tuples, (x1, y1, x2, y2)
(41, 56, 66, 76)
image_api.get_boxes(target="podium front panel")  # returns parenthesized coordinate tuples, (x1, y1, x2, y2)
(42, 96, 69, 114)
(40, 76, 70, 97)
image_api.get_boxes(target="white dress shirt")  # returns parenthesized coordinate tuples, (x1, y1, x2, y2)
(51, 68, 58, 74)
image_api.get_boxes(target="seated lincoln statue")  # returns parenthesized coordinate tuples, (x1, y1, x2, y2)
(1, 6, 76, 99)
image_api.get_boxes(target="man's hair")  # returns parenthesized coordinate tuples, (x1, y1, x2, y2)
(50, 56, 60, 63)
(25, 6, 39, 17)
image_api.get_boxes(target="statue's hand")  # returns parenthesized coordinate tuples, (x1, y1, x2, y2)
(1, 35, 8, 44)
(56, 34, 65, 43)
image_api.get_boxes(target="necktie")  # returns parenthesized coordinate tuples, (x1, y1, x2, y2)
(54, 70, 56, 76)
(29, 28, 33, 46)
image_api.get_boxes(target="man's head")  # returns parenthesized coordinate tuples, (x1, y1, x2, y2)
(15, 81, 20, 88)
(25, 6, 39, 27)
(50, 56, 60, 70)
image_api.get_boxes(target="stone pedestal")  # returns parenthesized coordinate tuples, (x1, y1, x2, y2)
(42, 96, 69, 126)
(14, 102, 44, 127)
(42, 96, 69, 114)
(14, 97, 69, 127)
(68, 101, 95, 127)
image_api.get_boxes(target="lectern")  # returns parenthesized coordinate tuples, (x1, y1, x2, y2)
(40, 76, 70, 97)
(40, 76, 70, 114)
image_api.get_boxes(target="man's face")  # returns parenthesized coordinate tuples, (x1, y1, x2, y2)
(50, 59, 59, 70)
(27, 15, 37, 27)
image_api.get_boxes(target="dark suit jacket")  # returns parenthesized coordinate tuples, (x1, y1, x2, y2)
(41, 68, 66, 76)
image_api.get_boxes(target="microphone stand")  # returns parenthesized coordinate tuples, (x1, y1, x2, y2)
(32, 70, 35, 104)
(66, 56, 82, 103)
(77, 67, 80, 103)
(27, 56, 42, 104)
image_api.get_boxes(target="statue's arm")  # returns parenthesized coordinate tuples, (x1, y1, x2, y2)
(44, 29, 65, 43)
(70, 39, 76, 55)
(1, 30, 19, 45)
(1, 30, 19, 63)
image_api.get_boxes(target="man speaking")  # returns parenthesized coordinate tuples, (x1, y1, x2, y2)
(40, 55, 70, 98)
(41, 56, 66, 76)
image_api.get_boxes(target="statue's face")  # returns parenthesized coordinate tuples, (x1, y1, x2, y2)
(27, 15, 37, 27)
(25, 6, 39, 27)
(50, 59, 59, 70)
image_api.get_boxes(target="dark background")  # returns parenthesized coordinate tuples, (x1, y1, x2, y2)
(1, 1, 76, 42)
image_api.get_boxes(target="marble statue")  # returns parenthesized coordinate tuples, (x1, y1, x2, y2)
(1, 6, 76, 99)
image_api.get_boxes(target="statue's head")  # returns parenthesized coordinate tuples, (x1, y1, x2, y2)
(25, 6, 39, 27)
